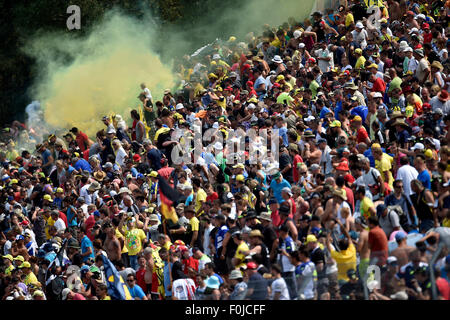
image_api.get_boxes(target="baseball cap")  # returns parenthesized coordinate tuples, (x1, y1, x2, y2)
(2, 254, 13, 261)
(387, 256, 398, 265)
(411, 142, 425, 151)
(246, 262, 258, 270)
(395, 231, 407, 242)
(19, 261, 31, 268)
(304, 234, 317, 244)
(205, 276, 221, 289)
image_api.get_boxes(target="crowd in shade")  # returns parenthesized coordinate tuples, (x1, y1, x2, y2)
(1, 0, 450, 301)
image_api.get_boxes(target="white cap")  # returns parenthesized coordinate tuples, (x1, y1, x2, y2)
(304, 115, 316, 122)
(411, 142, 425, 151)
(403, 47, 413, 52)
(355, 22, 364, 29)
(176, 103, 184, 110)
(387, 256, 398, 264)
(212, 54, 221, 60)
(212, 122, 219, 129)
(415, 14, 426, 20)
(299, 43, 305, 48)
(409, 27, 419, 34)
(247, 103, 256, 109)
(213, 142, 223, 150)
(61, 288, 71, 300)
(373, 92, 383, 98)
(106, 127, 116, 134)
(390, 291, 408, 300)
(293, 30, 302, 39)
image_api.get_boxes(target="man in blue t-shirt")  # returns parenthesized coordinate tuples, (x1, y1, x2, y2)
(126, 274, 148, 300)
(415, 155, 431, 190)
(73, 157, 92, 173)
(78, 228, 95, 263)
(270, 172, 291, 204)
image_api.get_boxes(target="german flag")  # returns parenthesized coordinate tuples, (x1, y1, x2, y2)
(158, 175, 181, 224)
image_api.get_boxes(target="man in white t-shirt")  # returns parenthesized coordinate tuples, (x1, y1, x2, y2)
(395, 156, 418, 196)
(51, 210, 66, 233)
(361, 157, 383, 193)
(270, 264, 290, 300)
(294, 246, 317, 300)
(140, 83, 153, 101)
(172, 277, 197, 300)
(314, 41, 334, 73)
(351, 22, 368, 49)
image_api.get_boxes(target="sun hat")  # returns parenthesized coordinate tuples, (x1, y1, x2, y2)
(229, 270, 244, 280)
(272, 55, 283, 64)
(332, 188, 347, 200)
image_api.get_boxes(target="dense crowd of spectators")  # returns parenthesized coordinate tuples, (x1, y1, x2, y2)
(0, 0, 450, 300)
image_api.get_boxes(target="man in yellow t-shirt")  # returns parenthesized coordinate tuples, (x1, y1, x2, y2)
(192, 178, 207, 216)
(2, 254, 15, 276)
(355, 48, 366, 70)
(372, 144, 394, 189)
(19, 262, 39, 285)
(184, 206, 200, 248)
(326, 223, 356, 282)
(355, 187, 376, 220)
(118, 215, 148, 271)
(231, 231, 250, 269)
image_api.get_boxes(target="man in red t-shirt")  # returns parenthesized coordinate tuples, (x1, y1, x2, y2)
(370, 74, 386, 93)
(157, 159, 174, 181)
(70, 127, 91, 152)
(368, 216, 388, 267)
(289, 143, 303, 184)
(180, 247, 198, 277)
(352, 116, 371, 145)
(136, 256, 149, 294)
(205, 184, 218, 203)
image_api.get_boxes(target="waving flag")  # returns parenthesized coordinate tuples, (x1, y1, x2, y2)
(101, 254, 132, 300)
(158, 175, 181, 224)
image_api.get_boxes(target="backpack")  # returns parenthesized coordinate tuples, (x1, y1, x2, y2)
(386, 205, 408, 230)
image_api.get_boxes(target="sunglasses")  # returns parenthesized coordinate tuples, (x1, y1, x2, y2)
(127, 279, 134, 282)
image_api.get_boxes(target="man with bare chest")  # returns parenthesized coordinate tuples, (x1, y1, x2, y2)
(103, 223, 122, 263)
(355, 217, 370, 281)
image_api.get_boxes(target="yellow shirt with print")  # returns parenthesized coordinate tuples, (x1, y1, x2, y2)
(331, 242, 357, 281)
(355, 56, 366, 70)
(234, 242, 250, 269)
(45, 216, 56, 240)
(125, 228, 147, 256)
(271, 38, 281, 48)
(116, 227, 128, 254)
(5, 265, 15, 276)
(194, 188, 207, 215)
(375, 153, 394, 189)
(24, 272, 39, 285)
(360, 196, 375, 220)
(345, 13, 354, 27)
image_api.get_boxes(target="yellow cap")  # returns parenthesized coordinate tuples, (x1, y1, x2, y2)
(355, 48, 362, 54)
(424, 149, 433, 159)
(43, 194, 53, 202)
(352, 115, 362, 122)
(372, 143, 382, 150)
(2, 254, 13, 261)
(304, 234, 318, 244)
(149, 171, 158, 178)
(10, 179, 18, 184)
(56, 188, 64, 193)
(368, 63, 378, 69)
(330, 120, 341, 128)
(19, 261, 31, 268)
(236, 174, 245, 182)
(13, 255, 24, 262)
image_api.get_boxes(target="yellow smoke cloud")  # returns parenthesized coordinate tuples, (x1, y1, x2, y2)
(27, 12, 175, 137)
